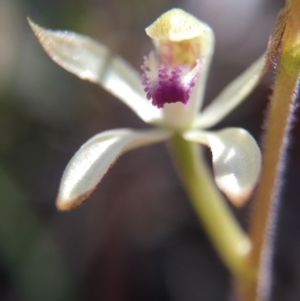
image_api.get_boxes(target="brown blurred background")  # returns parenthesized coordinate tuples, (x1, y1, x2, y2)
(2, 0, 300, 301)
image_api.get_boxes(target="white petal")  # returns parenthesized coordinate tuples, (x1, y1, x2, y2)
(57, 128, 171, 210)
(28, 19, 162, 124)
(184, 128, 261, 206)
(194, 54, 266, 129)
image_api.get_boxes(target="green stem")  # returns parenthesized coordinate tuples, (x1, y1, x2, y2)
(246, 2, 300, 299)
(169, 134, 254, 280)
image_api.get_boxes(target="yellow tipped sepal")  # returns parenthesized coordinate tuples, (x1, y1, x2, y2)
(145, 8, 208, 41)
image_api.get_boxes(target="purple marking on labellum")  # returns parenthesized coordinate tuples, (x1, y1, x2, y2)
(141, 52, 201, 108)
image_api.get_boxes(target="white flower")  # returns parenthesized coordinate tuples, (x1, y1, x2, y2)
(29, 9, 264, 210)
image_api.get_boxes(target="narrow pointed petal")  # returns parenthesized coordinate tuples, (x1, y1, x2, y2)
(194, 54, 266, 129)
(57, 128, 172, 210)
(184, 128, 261, 206)
(28, 19, 162, 124)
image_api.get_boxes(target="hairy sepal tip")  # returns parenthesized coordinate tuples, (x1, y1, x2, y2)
(224, 188, 252, 207)
(56, 190, 94, 211)
(28, 17, 43, 38)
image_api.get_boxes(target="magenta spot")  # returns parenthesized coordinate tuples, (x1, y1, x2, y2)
(141, 53, 200, 108)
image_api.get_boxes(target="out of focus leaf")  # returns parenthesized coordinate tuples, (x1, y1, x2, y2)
(0, 167, 77, 301)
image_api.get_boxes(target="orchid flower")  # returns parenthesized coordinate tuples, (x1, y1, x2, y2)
(29, 8, 264, 211)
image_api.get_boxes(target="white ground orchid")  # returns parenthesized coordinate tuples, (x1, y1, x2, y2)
(29, 9, 264, 211)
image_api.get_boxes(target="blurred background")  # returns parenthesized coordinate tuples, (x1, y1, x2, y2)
(2, 0, 300, 300)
